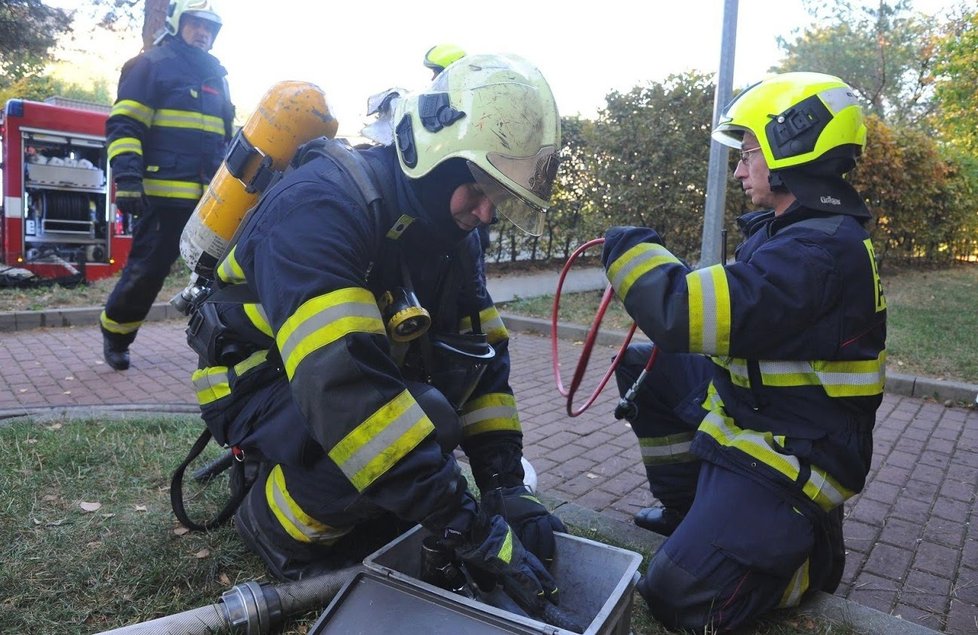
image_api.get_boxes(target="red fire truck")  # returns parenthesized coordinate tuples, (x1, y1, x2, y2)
(0, 96, 131, 284)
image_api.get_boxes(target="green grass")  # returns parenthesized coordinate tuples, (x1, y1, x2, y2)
(0, 416, 857, 635)
(498, 262, 978, 386)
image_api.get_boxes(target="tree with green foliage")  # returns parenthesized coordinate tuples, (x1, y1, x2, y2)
(774, 0, 939, 128)
(932, 8, 978, 153)
(0, 0, 72, 89)
(586, 71, 744, 263)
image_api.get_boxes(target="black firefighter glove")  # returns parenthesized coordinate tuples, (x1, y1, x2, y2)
(114, 177, 147, 215)
(450, 513, 560, 615)
(480, 485, 566, 566)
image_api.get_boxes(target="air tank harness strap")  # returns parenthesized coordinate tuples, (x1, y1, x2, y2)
(170, 428, 253, 532)
(224, 128, 282, 195)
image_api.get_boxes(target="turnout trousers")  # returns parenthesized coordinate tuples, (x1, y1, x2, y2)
(615, 342, 844, 632)
(101, 202, 193, 347)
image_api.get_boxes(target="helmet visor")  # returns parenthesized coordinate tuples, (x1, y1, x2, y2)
(468, 145, 558, 237)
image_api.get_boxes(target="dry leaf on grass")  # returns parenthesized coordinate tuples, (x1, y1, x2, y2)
(79, 501, 102, 512)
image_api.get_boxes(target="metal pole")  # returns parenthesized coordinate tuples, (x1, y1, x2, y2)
(699, 0, 739, 267)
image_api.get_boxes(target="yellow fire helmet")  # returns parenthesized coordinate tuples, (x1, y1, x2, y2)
(393, 53, 561, 236)
(423, 43, 467, 76)
(165, 0, 223, 38)
(711, 72, 866, 171)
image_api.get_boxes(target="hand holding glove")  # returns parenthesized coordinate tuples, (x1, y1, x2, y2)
(114, 177, 147, 215)
(480, 485, 566, 566)
(452, 514, 559, 614)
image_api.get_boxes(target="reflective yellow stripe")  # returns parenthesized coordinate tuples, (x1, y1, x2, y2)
(244, 303, 273, 337)
(217, 247, 245, 283)
(778, 554, 810, 608)
(699, 385, 851, 510)
(639, 431, 696, 466)
(607, 242, 681, 300)
(460, 392, 521, 437)
(143, 178, 203, 200)
(277, 287, 385, 379)
(266, 465, 351, 544)
(497, 527, 514, 564)
(107, 137, 142, 160)
(233, 349, 269, 376)
(152, 108, 225, 134)
(722, 353, 886, 397)
(100, 310, 141, 335)
(328, 389, 434, 492)
(192, 366, 229, 405)
(111, 99, 154, 127)
(460, 307, 508, 344)
(686, 265, 731, 355)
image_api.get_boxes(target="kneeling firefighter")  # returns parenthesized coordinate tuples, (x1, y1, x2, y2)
(183, 53, 566, 615)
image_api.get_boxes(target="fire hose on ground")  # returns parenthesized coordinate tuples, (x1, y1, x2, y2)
(96, 566, 361, 635)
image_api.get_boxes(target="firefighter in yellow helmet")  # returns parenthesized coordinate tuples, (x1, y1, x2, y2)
(100, 0, 233, 370)
(603, 72, 885, 631)
(188, 54, 565, 615)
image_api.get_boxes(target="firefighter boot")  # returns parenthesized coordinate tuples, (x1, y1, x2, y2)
(633, 506, 685, 536)
(102, 334, 130, 371)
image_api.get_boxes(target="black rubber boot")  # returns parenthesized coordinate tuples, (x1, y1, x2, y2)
(102, 334, 130, 371)
(633, 506, 685, 536)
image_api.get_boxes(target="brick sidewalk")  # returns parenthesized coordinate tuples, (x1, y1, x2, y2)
(1, 320, 976, 632)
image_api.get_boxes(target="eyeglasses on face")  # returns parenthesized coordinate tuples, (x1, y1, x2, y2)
(739, 146, 763, 164)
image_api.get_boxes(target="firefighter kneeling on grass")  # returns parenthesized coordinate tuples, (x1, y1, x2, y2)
(185, 54, 566, 614)
(604, 72, 887, 632)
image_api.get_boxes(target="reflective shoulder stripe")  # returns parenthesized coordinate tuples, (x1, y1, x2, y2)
(460, 392, 521, 437)
(328, 389, 434, 492)
(607, 242, 680, 300)
(460, 307, 508, 344)
(152, 108, 225, 134)
(277, 287, 385, 379)
(191, 366, 230, 405)
(108, 137, 142, 160)
(638, 431, 696, 465)
(100, 310, 142, 335)
(686, 265, 731, 355)
(143, 178, 203, 200)
(111, 99, 154, 127)
(266, 465, 351, 544)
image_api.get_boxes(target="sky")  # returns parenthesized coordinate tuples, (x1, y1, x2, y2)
(55, 0, 962, 138)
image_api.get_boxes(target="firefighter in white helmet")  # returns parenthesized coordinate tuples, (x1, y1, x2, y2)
(187, 53, 565, 614)
(604, 72, 885, 631)
(100, 0, 233, 370)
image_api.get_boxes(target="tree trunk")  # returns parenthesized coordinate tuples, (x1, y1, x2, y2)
(142, 0, 169, 51)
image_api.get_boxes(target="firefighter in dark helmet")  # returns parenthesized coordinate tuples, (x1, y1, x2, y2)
(188, 54, 566, 614)
(101, 0, 234, 370)
(603, 72, 886, 631)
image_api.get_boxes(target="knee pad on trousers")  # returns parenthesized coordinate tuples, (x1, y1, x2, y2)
(638, 550, 721, 632)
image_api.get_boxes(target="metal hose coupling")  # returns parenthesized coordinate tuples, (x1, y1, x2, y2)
(220, 580, 284, 634)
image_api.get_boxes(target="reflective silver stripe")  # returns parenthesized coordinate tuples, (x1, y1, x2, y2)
(108, 137, 142, 160)
(152, 108, 225, 134)
(686, 265, 731, 355)
(143, 178, 203, 199)
(778, 555, 810, 608)
(111, 99, 154, 127)
(723, 356, 886, 397)
(100, 310, 141, 335)
(217, 247, 246, 283)
(328, 390, 434, 491)
(638, 431, 696, 465)
(460, 307, 508, 344)
(277, 287, 384, 378)
(265, 465, 351, 544)
(461, 393, 521, 437)
(607, 242, 680, 299)
(191, 366, 229, 405)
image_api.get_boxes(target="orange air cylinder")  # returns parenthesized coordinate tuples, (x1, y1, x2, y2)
(179, 80, 339, 278)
